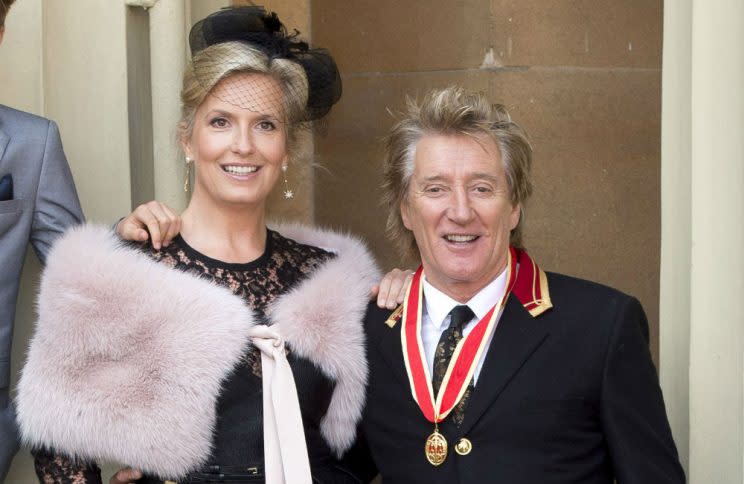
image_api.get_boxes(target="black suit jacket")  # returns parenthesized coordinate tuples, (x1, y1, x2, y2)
(350, 272, 685, 484)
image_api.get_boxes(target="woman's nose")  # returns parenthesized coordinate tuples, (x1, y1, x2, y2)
(231, 128, 254, 155)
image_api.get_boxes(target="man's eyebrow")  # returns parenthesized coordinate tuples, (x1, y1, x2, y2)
(469, 172, 501, 183)
(420, 175, 448, 183)
(419, 173, 501, 183)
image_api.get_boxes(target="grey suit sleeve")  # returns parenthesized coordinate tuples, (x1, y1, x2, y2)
(30, 120, 84, 264)
(600, 297, 686, 483)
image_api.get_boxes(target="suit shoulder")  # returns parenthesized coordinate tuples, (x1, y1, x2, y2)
(363, 301, 398, 334)
(544, 271, 643, 323)
(542, 272, 648, 344)
(0, 104, 54, 137)
(546, 271, 636, 303)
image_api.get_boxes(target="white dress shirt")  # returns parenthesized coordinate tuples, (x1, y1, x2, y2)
(421, 268, 508, 385)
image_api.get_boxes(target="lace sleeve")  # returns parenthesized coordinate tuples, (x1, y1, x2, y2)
(32, 447, 102, 484)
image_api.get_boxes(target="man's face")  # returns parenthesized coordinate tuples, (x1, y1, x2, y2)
(401, 134, 520, 301)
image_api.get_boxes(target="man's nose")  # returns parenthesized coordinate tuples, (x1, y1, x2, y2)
(447, 188, 475, 223)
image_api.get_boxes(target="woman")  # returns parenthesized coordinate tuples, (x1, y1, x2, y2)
(17, 7, 379, 483)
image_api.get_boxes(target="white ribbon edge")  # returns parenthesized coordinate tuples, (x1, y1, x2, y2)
(251, 325, 312, 484)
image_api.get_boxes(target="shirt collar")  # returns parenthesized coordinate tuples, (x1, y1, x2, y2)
(422, 268, 509, 330)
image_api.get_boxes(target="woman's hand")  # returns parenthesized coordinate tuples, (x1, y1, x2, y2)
(109, 467, 142, 484)
(371, 268, 413, 309)
(116, 201, 181, 249)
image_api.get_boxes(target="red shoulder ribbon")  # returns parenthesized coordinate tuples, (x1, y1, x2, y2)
(400, 247, 552, 423)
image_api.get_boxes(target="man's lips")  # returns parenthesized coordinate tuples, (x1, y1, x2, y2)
(443, 234, 479, 243)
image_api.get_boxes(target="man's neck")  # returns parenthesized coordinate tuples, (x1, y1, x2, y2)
(423, 262, 509, 303)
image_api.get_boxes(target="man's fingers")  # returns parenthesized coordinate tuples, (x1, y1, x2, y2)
(160, 204, 182, 246)
(144, 217, 163, 250)
(143, 202, 171, 249)
(396, 270, 414, 304)
(116, 201, 183, 249)
(376, 268, 413, 309)
(109, 467, 142, 484)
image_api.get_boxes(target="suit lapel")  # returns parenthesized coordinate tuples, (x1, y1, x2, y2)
(457, 294, 550, 435)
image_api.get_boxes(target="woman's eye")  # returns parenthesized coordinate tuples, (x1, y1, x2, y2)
(257, 120, 276, 130)
(210, 117, 229, 128)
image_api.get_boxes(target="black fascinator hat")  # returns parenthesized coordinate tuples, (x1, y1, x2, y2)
(188, 6, 342, 122)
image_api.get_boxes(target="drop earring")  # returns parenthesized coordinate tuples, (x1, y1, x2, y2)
(282, 163, 294, 199)
(184, 157, 193, 193)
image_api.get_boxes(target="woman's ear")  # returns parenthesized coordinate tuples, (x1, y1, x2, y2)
(178, 121, 193, 160)
(180, 137, 193, 161)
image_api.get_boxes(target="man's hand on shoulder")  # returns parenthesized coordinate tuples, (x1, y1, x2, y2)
(371, 268, 413, 310)
(116, 201, 181, 249)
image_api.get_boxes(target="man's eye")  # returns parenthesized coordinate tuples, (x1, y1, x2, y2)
(474, 186, 493, 193)
(425, 186, 443, 193)
(210, 117, 229, 128)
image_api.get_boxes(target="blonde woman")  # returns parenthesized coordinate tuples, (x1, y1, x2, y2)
(18, 7, 392, 484)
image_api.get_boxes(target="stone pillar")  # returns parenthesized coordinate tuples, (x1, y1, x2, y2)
(688, 0, 744, 481)
(659, 0, 692, 473)
(148, 0, 189, 210)
(661, 0, 744, 481)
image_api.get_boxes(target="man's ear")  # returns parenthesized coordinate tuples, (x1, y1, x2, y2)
(400, 199, 412, 231)
(509, 202, 521, 231)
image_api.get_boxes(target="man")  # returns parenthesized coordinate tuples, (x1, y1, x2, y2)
(0, 0, 85, 479)
(352, 86, 685, 483)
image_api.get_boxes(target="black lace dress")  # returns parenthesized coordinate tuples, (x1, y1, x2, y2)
(33, 229, 360, 484)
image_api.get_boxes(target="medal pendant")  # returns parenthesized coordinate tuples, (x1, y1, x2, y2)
(425, 428, 448, 466)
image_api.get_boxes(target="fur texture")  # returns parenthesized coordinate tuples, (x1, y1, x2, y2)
(269, 222, 380, 455)
(16, 225, 256, 477)
(16, 223, 378, 476)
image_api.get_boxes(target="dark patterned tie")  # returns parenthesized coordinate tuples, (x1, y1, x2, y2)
(432, 305, 475, 426)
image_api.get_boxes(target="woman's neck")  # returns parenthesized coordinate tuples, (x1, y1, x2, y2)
(180, 198, 268, 264)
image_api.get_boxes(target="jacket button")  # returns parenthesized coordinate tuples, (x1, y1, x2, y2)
(455, 437, 472, 455)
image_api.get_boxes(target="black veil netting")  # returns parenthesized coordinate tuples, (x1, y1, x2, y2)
(188, 6, 342, 123)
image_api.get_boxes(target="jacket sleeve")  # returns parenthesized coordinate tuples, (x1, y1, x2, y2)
(30, 120, 84, 265)
(600, 296, 686, 483)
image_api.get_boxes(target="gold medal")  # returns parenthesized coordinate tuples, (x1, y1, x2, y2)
(425, 426, 448, 466)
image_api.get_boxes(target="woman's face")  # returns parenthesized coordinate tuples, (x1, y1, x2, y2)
(183, 72, 289, 209)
